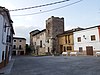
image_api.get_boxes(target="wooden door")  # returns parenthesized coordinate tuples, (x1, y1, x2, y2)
(60, 45, 63, 54)
(86, 46, 93, 55)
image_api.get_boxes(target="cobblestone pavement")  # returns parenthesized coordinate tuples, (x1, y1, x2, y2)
(2, 56, 100, 75)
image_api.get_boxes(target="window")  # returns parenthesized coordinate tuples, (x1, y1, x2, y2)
(40, 40, 42, 47)
(77, 37, 81, 42)
(13, 45, 16, 49)
(19, 45, 22, 49)
(2, 51, 4, 60)
(6, 35, 11, 43)
(65, 35, 70, 44)
(68, 35, 70, 43)
(48, 47, 49, 52)
(47, 39, 49, 43)
(19, 40, 22, 42)
(14, 40, 16, 42)
(4, 23, 7, 32)
(65, 36, 67, 44)
(67, 46, 72, 51)
(79, 47, 83, 52)
(46, 39, 49, 43)
(91, 35, 96, 41)
(35, 42, 36, 45)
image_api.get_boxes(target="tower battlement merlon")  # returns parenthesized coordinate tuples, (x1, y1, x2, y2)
(46, 16, 64, 22)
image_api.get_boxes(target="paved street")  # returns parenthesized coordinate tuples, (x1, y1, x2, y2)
(2, 56, 100, 75)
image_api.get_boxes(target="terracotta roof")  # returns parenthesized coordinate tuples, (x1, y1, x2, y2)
(57, 27, 84, 37)
(57, 25, 100, 37)
(32, 29, 46, 36)
(29, 29, 39, 34)
(84, 25, 100, 30)
(74, 25, 100, 32)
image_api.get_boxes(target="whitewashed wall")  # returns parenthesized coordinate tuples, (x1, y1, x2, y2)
(74, 27, 100, 51)
(0, 13, 13, 63)
(0, 15, 4, 63)
(0, 14, 8, 63)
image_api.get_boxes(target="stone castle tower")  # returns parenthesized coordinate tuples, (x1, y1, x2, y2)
(46, 16, 64, 54)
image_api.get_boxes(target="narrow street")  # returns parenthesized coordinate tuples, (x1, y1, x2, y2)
(3, 56, 100, 75)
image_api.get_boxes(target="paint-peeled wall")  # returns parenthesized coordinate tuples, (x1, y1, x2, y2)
(32, 31, 46, 54)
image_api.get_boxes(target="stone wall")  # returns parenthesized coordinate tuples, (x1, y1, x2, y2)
(46, 16, 64, 54)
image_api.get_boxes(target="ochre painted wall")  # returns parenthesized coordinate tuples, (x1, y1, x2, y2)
(58, 33, 74, 53)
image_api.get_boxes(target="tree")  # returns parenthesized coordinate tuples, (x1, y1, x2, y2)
(26, 44, 32, 55)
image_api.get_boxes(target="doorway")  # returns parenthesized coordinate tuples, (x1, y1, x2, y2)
(86, 46, 93, 55)
(60, 45, 63, 54)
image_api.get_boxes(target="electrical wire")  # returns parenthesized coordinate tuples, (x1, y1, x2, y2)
(11, 0, 83, 16)
(9, 0, 69, 11)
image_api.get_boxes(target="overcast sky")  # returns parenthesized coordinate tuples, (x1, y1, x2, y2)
(0, 0, 100, 44)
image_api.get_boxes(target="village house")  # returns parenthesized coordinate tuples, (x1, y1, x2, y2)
(57, 28, 84, 54)
(30, 30, 40, 47)
(12, 37, 26, 55)
(31, 29, 46, 55)
(74, 25, 100, 55)
(30, 29, 40, 53)
(0, 6, 14, 68)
